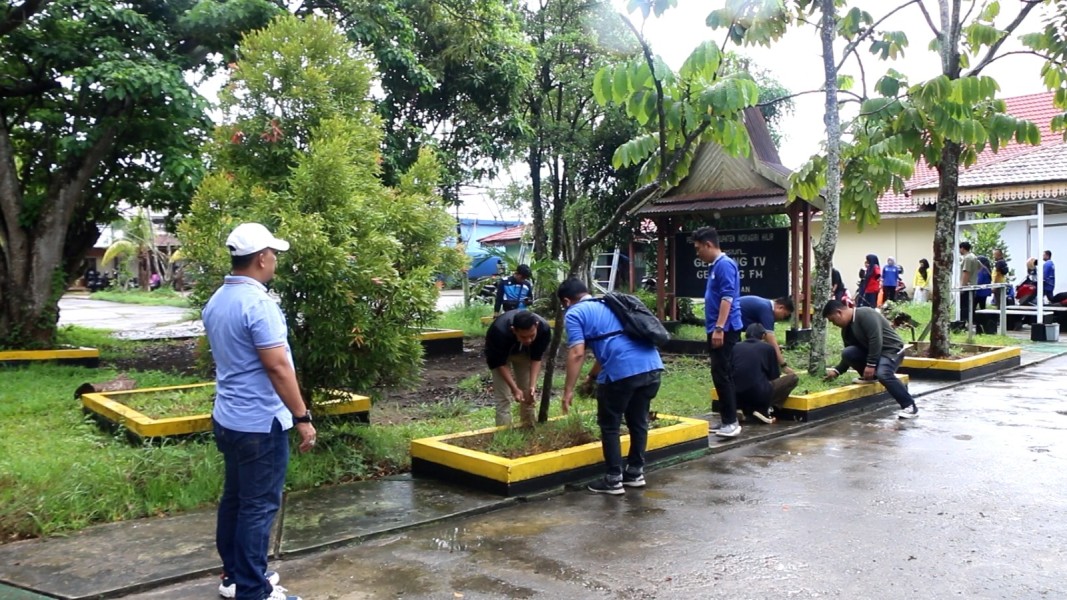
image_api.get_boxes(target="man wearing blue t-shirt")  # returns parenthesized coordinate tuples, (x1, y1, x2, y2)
(204, 223, 313, 600)
(693, 227, 744, 438)
(1043, 250, 1056, 302)
(737, 295, 794, 368)
(559, 279, 664, 495)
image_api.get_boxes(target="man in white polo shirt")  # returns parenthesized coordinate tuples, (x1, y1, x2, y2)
(204, 223, 314, 600)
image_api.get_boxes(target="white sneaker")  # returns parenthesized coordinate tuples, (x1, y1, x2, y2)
(266, 585, 302, 600)
(897, 404, 919, 420)
(219, 571, 280, 598)
(752, 410, 775, 424)
(715, 422, 742, 438)
(852, 377, 877, 385)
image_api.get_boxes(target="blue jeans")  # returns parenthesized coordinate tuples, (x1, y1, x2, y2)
(840, 346, 915, 409)
(596, 371, 661, 481)
(214, 419, 289, 600)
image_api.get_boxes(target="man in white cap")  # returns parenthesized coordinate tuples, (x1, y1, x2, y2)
(204, 223, 313, 600)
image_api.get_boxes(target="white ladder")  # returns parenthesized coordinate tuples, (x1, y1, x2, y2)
(590, 247, 621, 294)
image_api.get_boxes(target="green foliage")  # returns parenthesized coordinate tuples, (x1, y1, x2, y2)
(180, 16, 466, 394)
(327, 0, 535, 201)
(592, 36, 761, 186)
(962, 216, 1010, 263)
(0, 0, 280, 347)
(433, 303, 494, 337)
(88, 289, 192, 309)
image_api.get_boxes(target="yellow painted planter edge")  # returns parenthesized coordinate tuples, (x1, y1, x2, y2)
(410, 414, 709, 485)
(710, 374, 911, 412)
(0, 347, 100, 360)
(82, 383, 371, 438)
(901, 345, 1021, 372)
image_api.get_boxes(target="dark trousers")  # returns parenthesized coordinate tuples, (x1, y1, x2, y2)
(214, 419, 289, 600)
(737, 372, 799, 416)
(883, 286, 897, 302)
(840, 346, 915, 409)
(960, 290, 974, 322)
(861, 291, 878, 308)
(708, 330, 741, 425)
(596, 371, 661, 481)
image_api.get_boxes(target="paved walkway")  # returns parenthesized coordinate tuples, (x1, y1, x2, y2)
(58, 291, 469, 341)
(2, 345, 1065, 599)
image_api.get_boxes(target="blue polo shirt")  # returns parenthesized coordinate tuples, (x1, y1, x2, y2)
(738, 295, 774, 330)
(565, 297, 663, 384)
(203, 275, 294, 433)
(704, 254, 743, 333)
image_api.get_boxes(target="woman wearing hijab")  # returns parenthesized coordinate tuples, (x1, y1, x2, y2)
(912, 259, 931, 303)
(858, 254, 881, 308)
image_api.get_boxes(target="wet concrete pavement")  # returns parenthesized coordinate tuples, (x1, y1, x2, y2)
(105, 355, 1067, 600)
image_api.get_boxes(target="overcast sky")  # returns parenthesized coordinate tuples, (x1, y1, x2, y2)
(467, 0, 1056, 221)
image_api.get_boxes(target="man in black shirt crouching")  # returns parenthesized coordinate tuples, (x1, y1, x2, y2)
(484, 310, 551, 427)
(732, 323, 798, 424)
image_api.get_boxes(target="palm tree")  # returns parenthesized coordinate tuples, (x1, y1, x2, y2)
(101, 209, 160, 291)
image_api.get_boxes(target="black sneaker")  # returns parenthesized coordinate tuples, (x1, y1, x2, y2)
(622, 472, 646, 488)
(588, 477, 624, 495)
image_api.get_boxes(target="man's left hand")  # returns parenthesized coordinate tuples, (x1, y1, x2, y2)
(524, 387, 537, 405)
(863, 365, 876, 381)
(296, 422, 317, 453)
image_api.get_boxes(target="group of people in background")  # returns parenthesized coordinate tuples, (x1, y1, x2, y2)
(832, 244, 1059, 312)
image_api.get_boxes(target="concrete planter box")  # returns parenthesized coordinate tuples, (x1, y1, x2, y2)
(712, 375, 911, 422)
(82, 383, 371, 441)
(410, 414, 709, 496)
(661, 338, 707, 355)
(419, 328, 465, 357)
(0, 347, 100, 368)
(898, 343, 1021, 381)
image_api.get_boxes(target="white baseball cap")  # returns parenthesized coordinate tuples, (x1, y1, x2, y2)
(225, 223, 290, 256)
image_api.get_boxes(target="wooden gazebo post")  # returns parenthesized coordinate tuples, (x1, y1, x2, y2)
(655, 219, 667, 320)
(789, 203, 801, 331)
(802, 203, 813, 328)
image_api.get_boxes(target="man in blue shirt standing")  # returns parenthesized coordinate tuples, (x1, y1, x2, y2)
(204, 223, 314, 600)
(737, 295, 794, 368)
(693, 227, 744, 438)
(493, 264, 534, 315)
(559, 278, 664, 495)
(1043, 250, 1056, 302)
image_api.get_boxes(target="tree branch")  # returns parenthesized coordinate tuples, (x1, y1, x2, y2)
(0, 0, 52, 38)
(835, 0, 921, 74)
(965, 1, 1042, 76)
(572, 119, 711, 271)
(621, 13, 668, 181)
(917, 1, 941, 39)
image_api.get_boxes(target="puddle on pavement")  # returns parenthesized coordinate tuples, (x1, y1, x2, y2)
(954, 434, 973, 441)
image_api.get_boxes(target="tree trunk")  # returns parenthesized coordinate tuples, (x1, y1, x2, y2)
(930, 141, 961, 358)
(807, 0, 842, 375)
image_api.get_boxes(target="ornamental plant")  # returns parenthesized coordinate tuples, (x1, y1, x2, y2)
(179, 15, 466, 396)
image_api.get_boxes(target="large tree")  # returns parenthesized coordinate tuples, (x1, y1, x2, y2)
(302, 0, 535, 203)
(0, 0, 283, 348)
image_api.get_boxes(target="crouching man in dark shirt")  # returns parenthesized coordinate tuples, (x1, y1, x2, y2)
(822, 299, 919, 419)
(732, 324, 798, 424)
(485, 310, 550, 427)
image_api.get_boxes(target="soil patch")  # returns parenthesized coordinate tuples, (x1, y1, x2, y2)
(104, 337, 492, 424)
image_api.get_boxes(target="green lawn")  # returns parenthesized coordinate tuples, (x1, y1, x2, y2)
(431, 303, 493, 337)
(89, 288, 191, 308)
(2, 305, 1027, 540)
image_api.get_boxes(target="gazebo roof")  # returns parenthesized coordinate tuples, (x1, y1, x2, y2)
(635, 107, 821, 218)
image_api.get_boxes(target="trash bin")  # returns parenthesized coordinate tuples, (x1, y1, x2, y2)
(1030, 323, 1060, 342)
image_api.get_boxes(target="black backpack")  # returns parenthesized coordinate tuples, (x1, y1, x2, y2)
(585, 292, 670, 348)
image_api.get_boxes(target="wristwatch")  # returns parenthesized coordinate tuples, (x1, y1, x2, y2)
(294, 411, 313, 424)
(713, 326, 724, 332)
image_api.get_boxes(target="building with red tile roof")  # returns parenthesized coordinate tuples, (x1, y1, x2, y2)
(813, 91, 1067, 294)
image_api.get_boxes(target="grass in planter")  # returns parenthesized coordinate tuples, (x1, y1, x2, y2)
(432, 303, 493, 337)
(90, 288, 191, 308)
(119, 385, 216, 419)
(673, 325, 707, 341)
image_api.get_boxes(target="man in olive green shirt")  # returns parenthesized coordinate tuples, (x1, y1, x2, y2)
(822, 300, 918, 419)
(959, 241, 980, 321)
